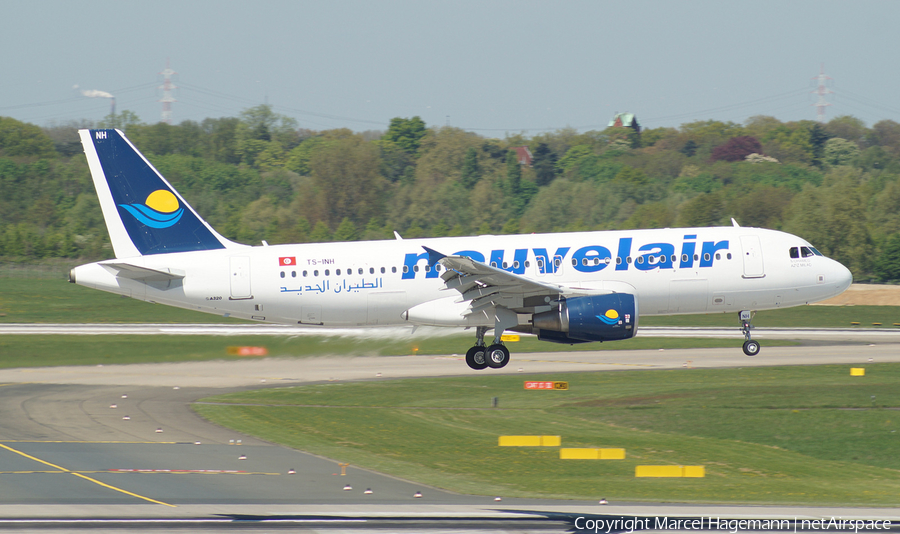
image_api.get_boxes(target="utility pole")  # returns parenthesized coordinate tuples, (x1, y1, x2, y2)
(812, 63, 833, 123)
(159, 59, 177, 124)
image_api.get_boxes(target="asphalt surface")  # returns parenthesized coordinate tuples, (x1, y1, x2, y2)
(1, 328, 900, 532)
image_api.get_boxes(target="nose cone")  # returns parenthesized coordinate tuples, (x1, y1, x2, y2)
(831, 259, 853, 297)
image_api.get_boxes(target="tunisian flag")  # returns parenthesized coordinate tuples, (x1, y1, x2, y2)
(279, 257, 296, 266)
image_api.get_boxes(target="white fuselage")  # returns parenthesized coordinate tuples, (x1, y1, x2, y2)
(71, 226, 852, 329)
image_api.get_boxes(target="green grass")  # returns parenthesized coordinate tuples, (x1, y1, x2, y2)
(0, 278, 248, 324)
(3, 278, 900, 328)
(195, 364, 900, 505)
(0, 334, 798, 369)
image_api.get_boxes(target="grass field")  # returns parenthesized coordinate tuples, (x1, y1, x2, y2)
(3, 278, 900, 328)
(0, 334, 798, 369)
(196, 364, 900, 505)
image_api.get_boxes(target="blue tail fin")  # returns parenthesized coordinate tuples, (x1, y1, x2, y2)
(79, 129, 238, 258)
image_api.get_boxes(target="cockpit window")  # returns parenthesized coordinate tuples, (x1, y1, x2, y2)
(800, 246, 815, 258)
(789, 247, 799, 259)
(810, 247, 823, 256)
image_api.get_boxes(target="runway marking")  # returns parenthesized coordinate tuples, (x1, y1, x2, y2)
(0, 470, 280, 475)
(70, 473, 176, 507)
(0, 443, 69, 472)
(515, 358, 659, 367)
(0, 443, 175, 507)
(0, 440, 179, 444)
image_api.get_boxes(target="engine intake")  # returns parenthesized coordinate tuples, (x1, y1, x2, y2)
(532, 293, 638, 344)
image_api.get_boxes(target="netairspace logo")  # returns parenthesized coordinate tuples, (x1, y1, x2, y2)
(572, 517, 893, 534)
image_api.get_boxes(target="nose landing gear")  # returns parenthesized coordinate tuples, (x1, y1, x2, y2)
(740, 310, 760, 356)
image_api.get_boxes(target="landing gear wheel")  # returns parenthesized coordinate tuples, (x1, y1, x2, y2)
(465, 346, 488, 370)
(742, 340, 760, 356)
(485, 344, 510, 369)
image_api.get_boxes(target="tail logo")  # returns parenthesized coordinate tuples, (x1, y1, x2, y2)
(118, 189, 184, 229)
(597, 309, 620, 325)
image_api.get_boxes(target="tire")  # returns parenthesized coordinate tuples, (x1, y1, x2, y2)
(742, 340, 760, 356)
(485, 344, 510, 369)
(465, 346, 488, 370)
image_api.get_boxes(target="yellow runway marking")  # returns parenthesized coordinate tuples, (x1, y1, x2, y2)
(70, 472, 176, 507)
(0, 443, 175, 507)
(0, 443, 69, 472)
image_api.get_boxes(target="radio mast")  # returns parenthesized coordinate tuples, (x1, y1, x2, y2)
(812, 63, 833, 123)
(159, 59, 177, 124)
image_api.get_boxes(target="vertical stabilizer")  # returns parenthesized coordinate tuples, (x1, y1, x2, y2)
(79, 129, 239, 258)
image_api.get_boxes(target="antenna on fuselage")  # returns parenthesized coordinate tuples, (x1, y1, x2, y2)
(731, 218, 741, 227)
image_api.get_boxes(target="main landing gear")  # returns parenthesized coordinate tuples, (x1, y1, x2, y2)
(465, 326, 511, 370)
(740, 310, 760, 356)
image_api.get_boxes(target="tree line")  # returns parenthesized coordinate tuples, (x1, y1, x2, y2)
(2, 108, 900, 282)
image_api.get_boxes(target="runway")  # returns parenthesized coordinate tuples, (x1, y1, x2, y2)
(4, 322, 900, 343)
(1, 333, 899, 531)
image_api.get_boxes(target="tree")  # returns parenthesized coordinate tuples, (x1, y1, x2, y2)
(531, 143, 558, 186)
(710, 136, 763, 162)
(874, 234, 900, 282)
(309, 135, 386, 227)
(460, 147, 481, 188)
(383, 116, 426, 154)
(0, 117, 56, 157)
(332, 217, 358, 241)
(823, 138, 860, 167)
(505, 151, 521, 196)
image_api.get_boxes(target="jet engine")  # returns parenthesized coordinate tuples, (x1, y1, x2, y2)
(531, 293, 637, 344)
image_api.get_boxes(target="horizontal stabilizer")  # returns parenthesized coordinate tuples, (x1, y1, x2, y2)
(101, 263, 185, 282)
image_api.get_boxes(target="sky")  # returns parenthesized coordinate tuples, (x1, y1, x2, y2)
(2, 0, 898, 135)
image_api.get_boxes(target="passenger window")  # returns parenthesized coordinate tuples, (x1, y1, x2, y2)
(325, 269, 330, 276)
(524, 261, 530, 268)
(681, 254, 688, 263)
(626, 257, 632, 264)
(303, 270, 308, 277)
(414, 265, 419, 272)
(715, 253, 721, 260)
(292, 271, 296, 278)
(336, 269, 341, 275)
(394, 266, 399, 273)
(380, 267, 385, 274)
(554, 258, 561, 268)
(314, 270, 319, 276)
(280, 271, 285, 278)
(703, 253, 710, 262)
(615, 257, 622, 265)
(727, 253, 732, 260)
(637, 256, 644, 264)
(368, 268, 373, 274)
(789, 247, 799, 259)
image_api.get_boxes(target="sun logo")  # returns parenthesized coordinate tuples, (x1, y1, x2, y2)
(118, 189, 184, 228)
(596, 309, 620, 325)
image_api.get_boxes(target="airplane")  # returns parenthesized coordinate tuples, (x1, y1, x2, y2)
(69, 129, 853, 370)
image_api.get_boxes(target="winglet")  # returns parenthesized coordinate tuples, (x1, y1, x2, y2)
(423, 246, 446, 266)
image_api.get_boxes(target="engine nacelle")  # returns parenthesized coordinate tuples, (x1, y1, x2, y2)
(533, 293, 638, 344)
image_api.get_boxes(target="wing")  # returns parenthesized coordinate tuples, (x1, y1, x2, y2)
(424, 247, 610, 317)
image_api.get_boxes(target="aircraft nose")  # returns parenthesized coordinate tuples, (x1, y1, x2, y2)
(832, 259, 853, 294)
